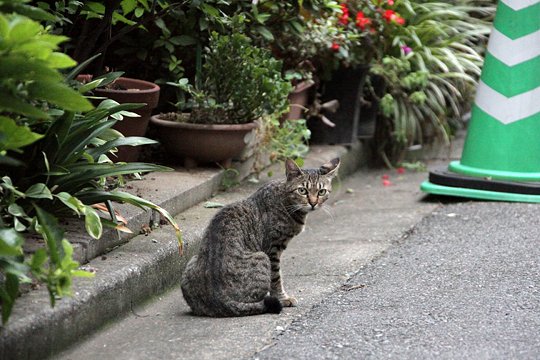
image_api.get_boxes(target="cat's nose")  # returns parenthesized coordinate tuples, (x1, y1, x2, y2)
(308, 201, 317, 210)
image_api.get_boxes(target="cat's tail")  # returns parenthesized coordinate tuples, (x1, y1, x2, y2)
(263, 296, 283, 314)
(221, 295, 282, 316)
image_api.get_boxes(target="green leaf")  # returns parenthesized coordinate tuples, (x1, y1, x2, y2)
(71, 270, 95, 277)
(65, 53, 102, 81)
(8, 17, 41, 43)
(0, 273, 19, 324)
(203, 201, 224, 208)
(121, 0, 137, 14)
(55, 192, 85, 215)
(92, 71, 125, 88)
(86, 136, 158, 159)
(7, 3, 57, 21)
(55, 163, 171, 191)
(134, 7, 144, 17)
(82, 206, 103, 240)
(25, 183, 53, 199)
(256, 26, 274, 41)
(255, 13, 271, 24)
(27, 81, 94, 112)
(77, 189, 183, 254)
(8, 203, 26, 217)
(30, 248, 48, 269)
(34, 205, 65, 265)
(0, 94, 50, 119)
(200, 3, 219, 18)
(46, 52, 77, 69)
(0, 117, 44, 151)
(170, 35, 197, 46)
(0, 56, 62, 82)
(14, 217, 27, 232)
(85, 2, 105, 15)
(0, 228, 24, 256)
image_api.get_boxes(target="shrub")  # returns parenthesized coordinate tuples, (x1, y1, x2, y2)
(169, 31, 292, 124)
(0, 2, 181, 324)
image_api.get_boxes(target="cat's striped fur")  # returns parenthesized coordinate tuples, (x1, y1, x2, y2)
(181, 158, 340, 317)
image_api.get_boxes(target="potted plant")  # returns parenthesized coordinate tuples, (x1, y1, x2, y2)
(151, 31, 292, 168)
(46, 1, 171, 162)
(92, 76, 160, 162)
(300, 1, 402, 145)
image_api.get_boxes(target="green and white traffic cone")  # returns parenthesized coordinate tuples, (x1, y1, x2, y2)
(421, 0, 540, 202)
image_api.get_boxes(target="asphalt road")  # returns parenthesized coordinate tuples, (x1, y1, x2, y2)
(254, 201, 540, 360)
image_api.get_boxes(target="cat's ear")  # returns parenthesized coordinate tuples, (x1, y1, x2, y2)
(320, 157, 340, 177)
(285, 158, 303, 181)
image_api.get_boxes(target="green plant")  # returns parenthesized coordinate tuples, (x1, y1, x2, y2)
(0, 3, 182, 324)
(169, 31, 292, 124)
(369, 0, 494, 164)
(261, 118, 311, 163)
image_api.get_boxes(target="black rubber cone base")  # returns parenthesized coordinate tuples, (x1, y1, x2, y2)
(421, 170, 540, 203)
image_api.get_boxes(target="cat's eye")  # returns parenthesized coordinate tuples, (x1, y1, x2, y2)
(297, 187, 308, 195)
(318, 189, 327, 196)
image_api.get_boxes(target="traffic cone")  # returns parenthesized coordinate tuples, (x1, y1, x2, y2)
(421, 0, 540, 202)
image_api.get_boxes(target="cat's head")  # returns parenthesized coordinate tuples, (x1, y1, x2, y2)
(283, 158, 340, 212)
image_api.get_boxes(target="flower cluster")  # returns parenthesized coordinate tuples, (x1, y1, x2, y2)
(382, 9, 405, 25)
(338, 3, 350, 25)
(356, 11, 371, 30)
(330, 0, 407, 54)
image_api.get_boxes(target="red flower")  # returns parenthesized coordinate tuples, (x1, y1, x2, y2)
(355, 11, 372, 30)
(382, 179, 392, 187)
(396, 167, 405, 174)
(382, 174, 390, 180)
(331, 42, 340, 52)
(339, 4, 350, 25)
(387, 0, 395, 5)
(382, 9, 405, 25)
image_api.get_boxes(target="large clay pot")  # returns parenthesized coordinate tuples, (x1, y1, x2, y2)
(94, 77, 160, 162)
(150, 114, 257, 168)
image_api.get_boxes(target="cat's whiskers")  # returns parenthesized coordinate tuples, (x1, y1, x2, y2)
(284, 203, 305, 215)
(320, 204, 335, 222)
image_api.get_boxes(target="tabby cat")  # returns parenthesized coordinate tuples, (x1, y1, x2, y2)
(181, 158, 340, 317)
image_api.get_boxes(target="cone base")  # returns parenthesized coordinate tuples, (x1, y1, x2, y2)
(449, 161, 540, 182)
(421, 170, 540, 203)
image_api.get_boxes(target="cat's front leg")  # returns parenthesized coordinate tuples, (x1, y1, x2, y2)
(269, 247, 297, 307)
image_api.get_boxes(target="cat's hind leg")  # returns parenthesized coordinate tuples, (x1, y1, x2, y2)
(219, 251, 282, 316)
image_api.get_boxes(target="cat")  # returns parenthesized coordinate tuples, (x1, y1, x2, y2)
(181, 158, 340, 317)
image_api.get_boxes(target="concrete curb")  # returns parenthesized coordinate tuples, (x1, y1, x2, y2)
(0, 142, 368, 360)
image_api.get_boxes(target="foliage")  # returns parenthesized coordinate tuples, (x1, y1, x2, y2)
(261, 118, 311, 164)
(168, 31, 292, 124)
(275, 0, 407, 80)
(38, 0, 177, 75)
(0, 3, 182, 324)
(368, 0, 494, 164)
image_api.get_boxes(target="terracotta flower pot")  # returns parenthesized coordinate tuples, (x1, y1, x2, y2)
(150, 114, 257, 169)
(283, 80, 315, 122)
(93, 77, 160, 162)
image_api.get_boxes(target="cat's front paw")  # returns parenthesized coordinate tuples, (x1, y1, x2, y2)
(280, 295, 298, 307)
